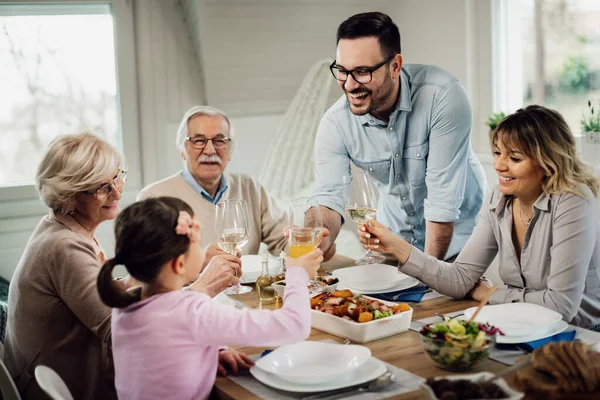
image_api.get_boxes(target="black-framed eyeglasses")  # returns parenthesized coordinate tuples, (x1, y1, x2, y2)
(330, 56, 394, 84)
(85, 169, 128, 200)
(185, 136, 232, 150)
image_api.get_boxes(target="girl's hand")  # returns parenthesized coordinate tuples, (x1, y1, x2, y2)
(217, 349, 255, 376)
(357, 220, 399, 254)
(286, 248, 323, 280)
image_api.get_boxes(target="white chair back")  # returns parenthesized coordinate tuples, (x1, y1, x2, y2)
(0, 354, 21, 400)
(34, 365, 73, 400)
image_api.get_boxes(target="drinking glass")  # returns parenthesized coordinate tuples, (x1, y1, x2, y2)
(289, 197, 324, 246)
(343, 172, 385, 265)
(215, 199, 252, 294)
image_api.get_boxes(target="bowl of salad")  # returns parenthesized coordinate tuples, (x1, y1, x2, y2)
(419, 317, 502, 372)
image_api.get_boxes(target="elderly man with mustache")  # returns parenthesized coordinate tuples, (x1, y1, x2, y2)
(138, 106, 288, 263)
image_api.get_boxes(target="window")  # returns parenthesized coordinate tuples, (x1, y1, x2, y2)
(0, 3, 120, 187)
(494, 0, 600, 135)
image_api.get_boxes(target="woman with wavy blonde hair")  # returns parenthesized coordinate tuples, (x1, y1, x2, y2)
(358, 105, 600, 329)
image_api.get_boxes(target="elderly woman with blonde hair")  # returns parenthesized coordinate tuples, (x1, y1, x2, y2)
(359, 105, 600, 329)
(4, 133, 241, 399)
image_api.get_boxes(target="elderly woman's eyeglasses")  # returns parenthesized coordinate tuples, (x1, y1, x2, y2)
(330, 56, 394, 84)
(185, 136, 232, 150)
(86, 170, 128, 200)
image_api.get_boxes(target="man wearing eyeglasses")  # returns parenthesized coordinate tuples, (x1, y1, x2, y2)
(138, 105, 288, 260)
(310, 12, 487, 263)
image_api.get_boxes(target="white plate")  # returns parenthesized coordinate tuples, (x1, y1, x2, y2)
(333, 264, 414, 291)
(254, 341, 371, 385)
(496, 320, 569, 344)
(341, 277, 420, 294)
(212, 292, 235, 307)
(250, 356, 386, 392)
(240, 255, 279, 283)
(421, 372, 524, 400)
(463, 303, 562, 337)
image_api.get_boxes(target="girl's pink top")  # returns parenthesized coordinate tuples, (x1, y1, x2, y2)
(111, 267, 310, 400)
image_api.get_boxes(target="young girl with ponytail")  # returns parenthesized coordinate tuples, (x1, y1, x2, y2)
(97, 196, 322, 400)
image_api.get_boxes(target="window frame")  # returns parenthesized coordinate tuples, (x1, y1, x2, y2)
(0, 0, 142, 218)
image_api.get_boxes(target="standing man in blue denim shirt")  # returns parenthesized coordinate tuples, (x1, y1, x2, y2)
(308, 12, 487, 262)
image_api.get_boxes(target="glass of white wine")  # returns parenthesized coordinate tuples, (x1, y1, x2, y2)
(343, 171, 385, 265)
(215, 199, 252, 294)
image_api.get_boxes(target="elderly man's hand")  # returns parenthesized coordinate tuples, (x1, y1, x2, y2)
(189, 254, 242, 297)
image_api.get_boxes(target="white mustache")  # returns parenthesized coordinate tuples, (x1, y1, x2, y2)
(197, 154, 222, 164)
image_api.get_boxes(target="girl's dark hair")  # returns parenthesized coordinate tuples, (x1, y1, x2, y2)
(337, 12, 401, 58)
(97, 196, 195, 308)
(491, 105, 598, 198)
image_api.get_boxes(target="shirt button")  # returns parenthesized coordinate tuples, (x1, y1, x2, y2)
(396, 174, 401, 178)
(369, 168, 373, 171)
(417, 153, 421, 157)
(389, 127, 393, 131)
(395, 153, 399, 158)
(370, 119, 375, 124)
(409, 212, 415, 216)
(402, 196, 407, 200)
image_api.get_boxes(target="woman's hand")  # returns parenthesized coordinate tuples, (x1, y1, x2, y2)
(286, 249, 324, 280)
(468, 278, 498, 303)
(203, 242, 241, 269)
(217, 349, 255, 376)
(189, 254, 242, 297)
(358, 220, 412, 264)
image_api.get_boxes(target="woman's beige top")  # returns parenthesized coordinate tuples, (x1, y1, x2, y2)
(4, 211, 115, 400)
(401, 185, 600, 328)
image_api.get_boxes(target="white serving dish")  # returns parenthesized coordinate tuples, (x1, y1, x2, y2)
(272, 280, 339, 298)
(253, 341, 371, 385)
(311, 296, 413, 343)
(240, 254, 279, 283)
(342, 278, 420, 294)
(463, 303, 562, 337)
(421, 372, 524, 400)
(333, 264, 413, 291)
(250, 356, 387, 393)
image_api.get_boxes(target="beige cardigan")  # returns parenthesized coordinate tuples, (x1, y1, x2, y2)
(4, 212, 116, 400)
(138, 172, 288, 255)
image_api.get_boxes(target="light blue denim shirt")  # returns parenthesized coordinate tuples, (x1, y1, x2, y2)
(181, 164, 229, 204)
(312, 64, 487, 259)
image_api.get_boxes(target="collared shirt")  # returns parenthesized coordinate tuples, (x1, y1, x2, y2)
(181, 164, 229, 204)
(401, 185, 600, 328)
(312, 64, 487, 258)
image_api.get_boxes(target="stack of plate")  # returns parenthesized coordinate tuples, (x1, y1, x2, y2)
(333, 264, 419, 294)
(463, 303, 568, 344)
(250, 341, 387, 392)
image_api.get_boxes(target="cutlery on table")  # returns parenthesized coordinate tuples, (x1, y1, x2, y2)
(300, 370, 396, 400)
(479, 356, 532, 384)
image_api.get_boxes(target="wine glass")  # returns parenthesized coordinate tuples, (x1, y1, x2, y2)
(343, 171, 385, 265)
(215, 199, 252, 294)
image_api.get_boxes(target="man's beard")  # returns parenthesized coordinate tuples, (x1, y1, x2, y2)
(345, 75, 394, 117)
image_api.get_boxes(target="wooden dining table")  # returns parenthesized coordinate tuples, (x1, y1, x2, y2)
(211, 255, 590, 399)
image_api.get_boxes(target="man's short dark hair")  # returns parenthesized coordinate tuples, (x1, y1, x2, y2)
(336, 12, 401, 58)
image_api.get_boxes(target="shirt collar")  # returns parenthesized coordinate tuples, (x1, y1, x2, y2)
(181, 164, 229, 204)
(358, 68, 412, 125)
(489, 191, 551, 218)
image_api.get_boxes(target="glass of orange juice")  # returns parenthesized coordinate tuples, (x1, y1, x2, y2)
(288, 227, 319, 258)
